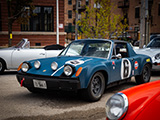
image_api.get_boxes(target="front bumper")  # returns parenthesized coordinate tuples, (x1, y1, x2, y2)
(16, 73, 81, 91)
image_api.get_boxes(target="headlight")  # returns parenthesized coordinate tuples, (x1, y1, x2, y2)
(155, 53, 160, 60)
(106, 93, 128, 120)
(21, 63, 29, 72)
(34, 60, 41, 69)
(64, 65, 73, 76)
(51, 62, 58, 70)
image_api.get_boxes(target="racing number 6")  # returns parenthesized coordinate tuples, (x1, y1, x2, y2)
(121, 58, 131, 79)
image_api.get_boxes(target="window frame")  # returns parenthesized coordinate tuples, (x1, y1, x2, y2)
(135, 7, 140, 18)
(21, 6, 54, 32)
(68, 0, 72, 5)
(86, 0, 89, 6)
(68, 10, 72, 19)
(158, 4, 160, 16)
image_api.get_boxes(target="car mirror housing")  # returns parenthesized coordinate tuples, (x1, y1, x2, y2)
(143, 45, 146, 48)
(112, 53, 122, 59)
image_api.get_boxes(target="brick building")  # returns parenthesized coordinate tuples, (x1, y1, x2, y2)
(64, 0, 160, 40)
(117, 0, 160, 40)
(0, 0, 66, 47)
(1, 0, 160, 47)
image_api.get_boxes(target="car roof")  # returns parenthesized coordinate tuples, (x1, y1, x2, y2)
(75, 39, 128, 43)
(152, 36, 160, 40)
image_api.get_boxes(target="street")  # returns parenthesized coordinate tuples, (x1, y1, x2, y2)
(0, 71, 160, 120)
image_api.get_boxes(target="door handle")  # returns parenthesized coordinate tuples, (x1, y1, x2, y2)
(40, 53, 45, 55)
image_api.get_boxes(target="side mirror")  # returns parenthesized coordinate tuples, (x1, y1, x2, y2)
(116, 53, 122, 59)
(143, 45, 146, 48)
(111, 53, 122, 59)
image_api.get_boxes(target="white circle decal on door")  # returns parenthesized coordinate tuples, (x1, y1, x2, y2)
(121, 58, 131, 79)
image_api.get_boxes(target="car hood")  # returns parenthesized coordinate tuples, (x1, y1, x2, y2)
(27, 56, 107, 76)
(121, 80, 160, 119)
(135, 48, 160, 58)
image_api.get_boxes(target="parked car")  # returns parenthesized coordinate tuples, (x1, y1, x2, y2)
(106, 80, 160, 120)
(0, 38, 64, 74)
(110, 32, 135, 44)
(150, 34, 160, 41)
(135, 37, 160, 71)
(16, 39, 152, 101)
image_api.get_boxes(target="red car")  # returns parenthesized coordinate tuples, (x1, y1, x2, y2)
(106, 80, 160, 120)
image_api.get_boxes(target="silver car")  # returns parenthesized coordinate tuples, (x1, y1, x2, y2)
(0, 38, 63, 74)
(135, 37, 160, 71)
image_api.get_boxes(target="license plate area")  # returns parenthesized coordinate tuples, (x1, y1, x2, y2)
(33, 79, 47, 89)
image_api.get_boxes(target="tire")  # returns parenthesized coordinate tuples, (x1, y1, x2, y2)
(135, 64, 151, 84)
(81, 72, 105, 102)
(0, 59, 5, 74)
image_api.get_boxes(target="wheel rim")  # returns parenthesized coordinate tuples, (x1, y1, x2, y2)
(91, 76, 102, 97)
(143, 66, 150, 82)
(0, 62, 2, 71)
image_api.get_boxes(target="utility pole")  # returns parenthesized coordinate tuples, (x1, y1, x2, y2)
(75, 0, 78, 40)
(145, 0, 149, 45)
(56, 0, 59, 44)
(140, 0, 149, 48)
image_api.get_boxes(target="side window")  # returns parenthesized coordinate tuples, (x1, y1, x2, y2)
(115, 43, 129, 58)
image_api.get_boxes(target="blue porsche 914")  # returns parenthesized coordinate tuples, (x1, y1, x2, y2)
(17, 39, 152, 101)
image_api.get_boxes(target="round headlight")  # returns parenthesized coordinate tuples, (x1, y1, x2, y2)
(21, 63, 29, 72)
(51, 62, 58, 70)
(64, 65, 73, 76)
(34, 60, 41, 69)
(155, 53, 160, 60)
(106, 93, 128, 120)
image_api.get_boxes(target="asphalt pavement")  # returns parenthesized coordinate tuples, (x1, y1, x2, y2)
(0, 71, 160, 120)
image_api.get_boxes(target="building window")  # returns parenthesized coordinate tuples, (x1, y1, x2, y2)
(78, 14, 81, 20)
(86, 0, 89, 5)
(135, 7, 140, 18)
(0, 4, 1, 31)
(158, 4, 160, 16)
(68, 0, 72, 5)
(78, 1, 81, 7)
(68, 10, 72, 19)
(21, 6, 53, 32)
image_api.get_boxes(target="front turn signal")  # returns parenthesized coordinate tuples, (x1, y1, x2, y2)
(17, 63, 23, 71)
(76, 67, 82, 77)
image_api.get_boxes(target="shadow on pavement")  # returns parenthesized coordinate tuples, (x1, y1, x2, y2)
(2, 70, 17, 75)
(151, 71, 160, 76)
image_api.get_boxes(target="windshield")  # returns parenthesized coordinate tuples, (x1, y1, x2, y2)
(15, 39, 25, 48)
(59, 40, 111, 58)
(147, 38, 160, 48)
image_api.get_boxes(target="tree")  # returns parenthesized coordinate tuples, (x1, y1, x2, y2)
(78, 0, 128, 39)
(7, 0, 33, 47)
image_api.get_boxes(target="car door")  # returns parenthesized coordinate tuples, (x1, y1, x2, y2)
(110, 42, 134, 82)
(11, 48, 46, 68)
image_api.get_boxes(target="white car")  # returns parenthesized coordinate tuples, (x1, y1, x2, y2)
(0, 38, 63, 74)
(135, 37, 160, 71)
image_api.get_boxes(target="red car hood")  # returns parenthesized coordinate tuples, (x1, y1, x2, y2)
(121, 80, 160, 120)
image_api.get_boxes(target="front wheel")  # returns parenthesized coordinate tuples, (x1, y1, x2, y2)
(0, 59, 5, 74)
(81, 72, 105, 102)
(135, 64, 151, 84)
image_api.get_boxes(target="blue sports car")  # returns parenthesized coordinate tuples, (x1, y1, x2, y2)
(17, 39, 152, 101)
